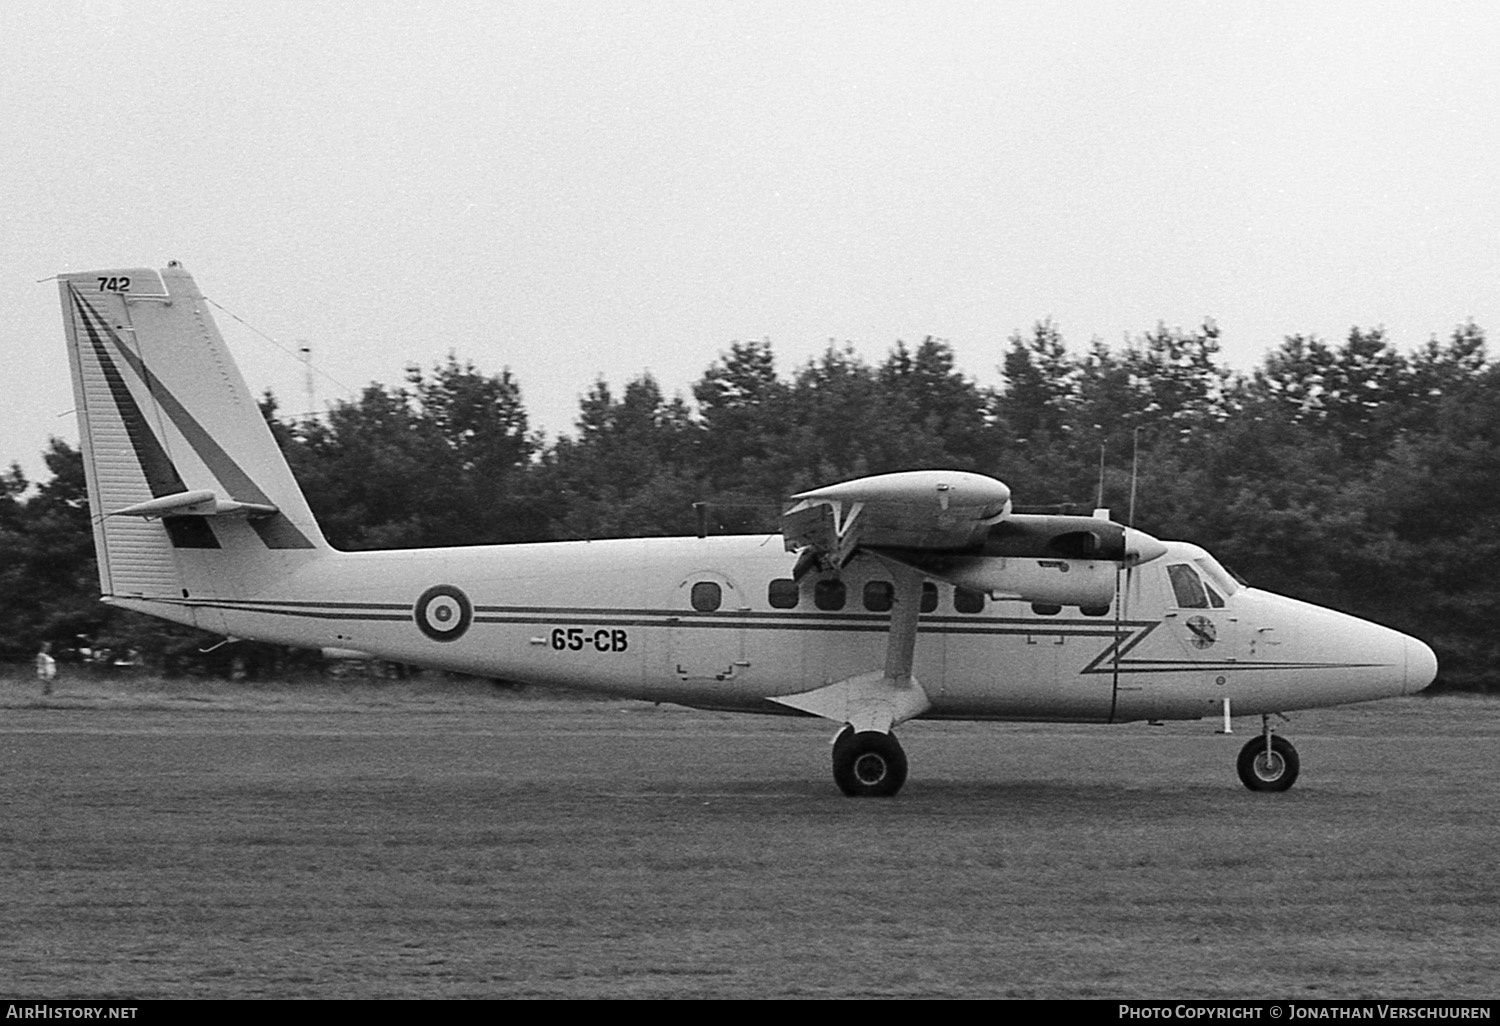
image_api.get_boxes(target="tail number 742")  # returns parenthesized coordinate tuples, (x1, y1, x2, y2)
(551, 627, 629, 653)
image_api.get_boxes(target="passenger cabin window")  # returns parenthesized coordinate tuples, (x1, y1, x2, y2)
(864, 581, 894, 612)
(691, 581, 722, 612)
(768, 578, 799, 609)
(1166, 564, 1224, 609)
(921, 583, 938, 613)
(1032, 602, 1062, 616)
(954, 588, 985, 614)
(1081, 605, 1111, 617)
(814, 579, 846, 611)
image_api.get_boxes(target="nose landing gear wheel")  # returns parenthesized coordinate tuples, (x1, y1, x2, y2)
(832, 727, 908, 797)
(1237, 734, 1300, 792)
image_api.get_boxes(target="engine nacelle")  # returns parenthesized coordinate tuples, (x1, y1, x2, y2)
(981, 514, 1167, 566)
(902, 554, 1119, 607)
(872, 513, 1164, 607)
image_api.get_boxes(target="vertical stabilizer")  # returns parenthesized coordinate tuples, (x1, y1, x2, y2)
(59, 264, 327, 619)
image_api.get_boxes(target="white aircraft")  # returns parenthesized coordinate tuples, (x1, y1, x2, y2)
(56, 264, 1437, 796)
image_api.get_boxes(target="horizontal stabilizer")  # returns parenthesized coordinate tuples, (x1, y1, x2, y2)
(111, 489, 279, 519)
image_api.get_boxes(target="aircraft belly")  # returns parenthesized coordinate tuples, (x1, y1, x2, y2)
(112, 596, 227, 636)
(1109, 676, 1220, 722)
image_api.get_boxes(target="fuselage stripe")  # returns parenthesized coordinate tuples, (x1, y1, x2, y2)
(141, 596, 1394, 674)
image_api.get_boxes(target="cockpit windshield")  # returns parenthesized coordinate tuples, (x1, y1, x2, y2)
(1169, 562, 1232, 609)
(1193, 556, 1241, 598)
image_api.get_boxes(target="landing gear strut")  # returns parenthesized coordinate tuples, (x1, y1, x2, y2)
(832, 726, 908, 797)
(1236, 715, 1300, 792)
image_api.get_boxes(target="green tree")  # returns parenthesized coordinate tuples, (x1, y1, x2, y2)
(782, 343, 883, 490)
(539, 374, 703, 538)
(998, 319, 1078, 443)
(1395, 321, 1488, 434)
(281, 355, 543, 549)
(1248, 327, 1407, 461)
(691, 340, 794, 528)
(1343, 363, 1500, 688)
(874, 337, 993, 471)
(0, 442, 138, 661)
(1120, 320, 1233, 432)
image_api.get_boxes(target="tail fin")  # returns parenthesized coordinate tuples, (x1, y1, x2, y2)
(59, 264, 327, 619)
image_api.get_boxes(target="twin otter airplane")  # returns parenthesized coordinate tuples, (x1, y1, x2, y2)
(58, 264, 1438, 796)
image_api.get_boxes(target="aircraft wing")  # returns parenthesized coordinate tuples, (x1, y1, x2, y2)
(781, 470, 1168, 583)
(781, 470, 1012, 570)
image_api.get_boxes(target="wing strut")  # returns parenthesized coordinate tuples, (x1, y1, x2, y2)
(768, 559, 931, 732)
(881, 559, 923, 687)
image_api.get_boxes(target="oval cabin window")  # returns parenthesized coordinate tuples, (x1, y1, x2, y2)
(954, 588, 985, 614)
(814, 580, 846, 611)
(768, 578, 799, 609)
(691, 581, 723, 612)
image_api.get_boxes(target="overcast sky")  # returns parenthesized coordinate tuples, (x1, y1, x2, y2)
(6, 1, 1499, 485)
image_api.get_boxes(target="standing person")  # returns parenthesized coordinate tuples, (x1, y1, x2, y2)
(35, 643, 56, 696)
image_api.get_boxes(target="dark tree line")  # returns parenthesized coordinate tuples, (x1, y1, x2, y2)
(4, 323, 1495, 689)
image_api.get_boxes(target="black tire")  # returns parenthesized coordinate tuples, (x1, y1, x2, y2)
(1236, 734, 1300, 792)
(832, 727, 908, 797)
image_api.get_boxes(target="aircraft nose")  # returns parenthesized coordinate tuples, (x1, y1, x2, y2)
(1404, 636, 1438, 694)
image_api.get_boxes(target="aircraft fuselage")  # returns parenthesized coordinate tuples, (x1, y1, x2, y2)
(115, 534, 1432, 723)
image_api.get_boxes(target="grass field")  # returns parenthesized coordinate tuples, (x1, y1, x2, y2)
(2, 672, 1497, 999)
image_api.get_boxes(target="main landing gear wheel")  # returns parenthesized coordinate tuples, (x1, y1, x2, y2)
(1237, 734, 1300, 792)
(832, 726, 908, 797)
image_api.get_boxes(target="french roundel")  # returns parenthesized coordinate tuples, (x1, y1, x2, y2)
(414, 585, 473, 642)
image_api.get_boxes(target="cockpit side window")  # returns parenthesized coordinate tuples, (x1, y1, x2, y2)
(1167, 563, 1209, 609)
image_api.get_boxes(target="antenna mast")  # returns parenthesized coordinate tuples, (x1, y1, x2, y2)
(1096, 444, 1106, 510)
(1128, 426, 1142, 527)
(298, 341, 315, 418)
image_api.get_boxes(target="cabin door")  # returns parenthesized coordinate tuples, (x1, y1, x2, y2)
(1156, 561, 1244, 717)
